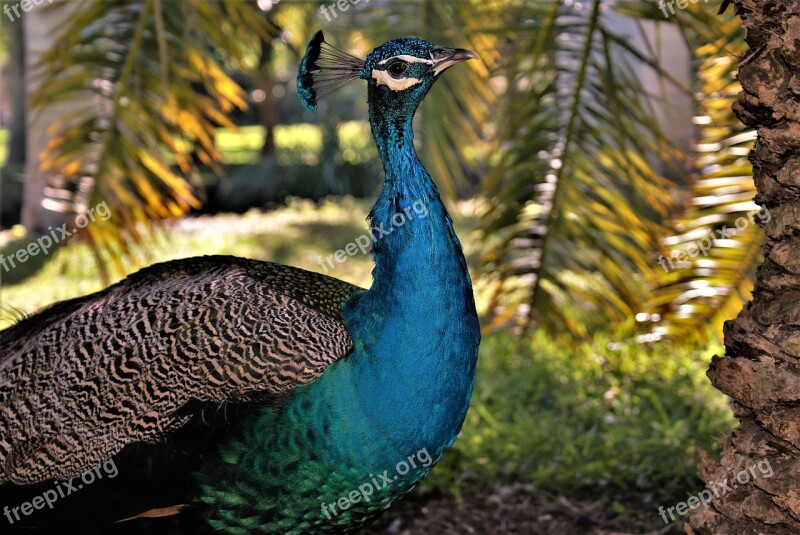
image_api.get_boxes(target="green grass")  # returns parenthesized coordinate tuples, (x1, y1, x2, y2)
(427, 330, 734, 509)
(213, 122, 374, 165)
(0, 123, 372, 169)
(0, 128, 7, 166)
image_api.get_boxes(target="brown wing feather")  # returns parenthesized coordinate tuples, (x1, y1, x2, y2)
(0, 255, 362, 485)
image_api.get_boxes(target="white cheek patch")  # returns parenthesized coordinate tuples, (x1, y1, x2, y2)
(371, 69, 422, 91)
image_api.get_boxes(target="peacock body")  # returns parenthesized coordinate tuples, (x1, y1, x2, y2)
(0, 32, 480, 534)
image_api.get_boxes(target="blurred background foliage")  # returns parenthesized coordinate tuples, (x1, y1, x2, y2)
(1, 0, 757, 345)
(0, 0, 754, 529)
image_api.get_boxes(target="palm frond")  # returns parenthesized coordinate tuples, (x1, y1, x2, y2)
(644, 15, 757, 342)
(31, 0, 278, 277)
(480, 0, 681, 338)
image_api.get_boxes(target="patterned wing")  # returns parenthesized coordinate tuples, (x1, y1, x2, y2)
(0, 256, 362, 485)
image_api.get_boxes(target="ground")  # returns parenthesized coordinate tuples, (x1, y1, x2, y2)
(365, 483, 673, 534)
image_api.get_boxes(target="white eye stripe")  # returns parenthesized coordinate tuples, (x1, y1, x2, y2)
(371, 70, 421, 91)
(377, 54, 434, 66)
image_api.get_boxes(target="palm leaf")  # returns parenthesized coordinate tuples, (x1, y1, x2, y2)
(480, 0, 680, 338)
(644, 13, 758, 342)
(31, 0, 278, 277)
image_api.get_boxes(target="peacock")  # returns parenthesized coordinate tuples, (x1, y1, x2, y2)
(0, 31, 480, 534)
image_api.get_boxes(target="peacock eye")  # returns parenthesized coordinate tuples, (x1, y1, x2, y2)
(387, 61, 409, 79)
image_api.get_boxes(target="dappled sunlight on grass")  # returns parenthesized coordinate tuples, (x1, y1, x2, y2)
(0, 129, 7, 166)
(212, 122, 374, 166)
(0, 197, 480, 328)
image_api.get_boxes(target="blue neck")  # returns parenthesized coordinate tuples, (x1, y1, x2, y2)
(360, 106, 477, 340)
(368, 114, 440, 292)
(334, 107, 480, 458)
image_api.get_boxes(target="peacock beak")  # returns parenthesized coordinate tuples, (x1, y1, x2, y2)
(431, 48, 478, 76)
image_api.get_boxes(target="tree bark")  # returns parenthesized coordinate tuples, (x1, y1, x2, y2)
(257, 38, 277, 156)
(686, 1, 800, 534)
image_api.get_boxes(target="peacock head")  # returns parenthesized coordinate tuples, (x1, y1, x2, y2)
(297, 31, 477, 119)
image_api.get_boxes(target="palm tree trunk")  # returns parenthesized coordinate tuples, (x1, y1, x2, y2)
(257, 38, 277, 156)
(686, 2, 800, 534)
(4, 5, 26, 167)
